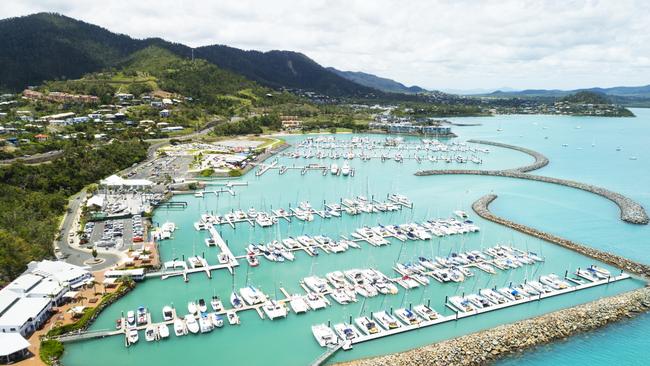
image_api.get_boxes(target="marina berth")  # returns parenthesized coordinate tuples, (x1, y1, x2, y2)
(184, 315, 200, 334)
(308, 268, 631, 349)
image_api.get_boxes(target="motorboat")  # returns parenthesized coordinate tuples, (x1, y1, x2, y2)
(145, 325, 157, 342)
(136, 306, 147, 325)
(199, 314, 213, 333)
(187, 301, 198, 315)
(246, 251, 260, 267)
(185, 314, 200, 334)
(173, 318, 186, 336)
(341, 162, 351, 176)
(127, 329, 139, 345)
(158, 324, 170, 339)
(162, 305, 174, 321)
(210, 313, 224, 328)
(226, 310, 240, 325)
(311, 324, 338, 347)
(303, 276, 332, 294)
(304, 292, 328, 310)
(330, 163, 339, 175)
(211, 296, 224, 312)
(198, 298, 208, 313)
(126, 310, 136, 328)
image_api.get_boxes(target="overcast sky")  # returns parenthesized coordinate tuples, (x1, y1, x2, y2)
(2, 0, 650, 91)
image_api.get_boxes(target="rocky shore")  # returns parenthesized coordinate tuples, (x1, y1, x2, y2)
(472, 194, 650, 278)
(337, 287, 650, 366)
(415, 169, 649, 224)
(467, 139, 549, 173)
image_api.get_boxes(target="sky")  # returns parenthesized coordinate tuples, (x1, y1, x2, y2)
(2, 0, 650, 91)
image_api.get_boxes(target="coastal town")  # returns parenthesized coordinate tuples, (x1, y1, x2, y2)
(1, 5, 649, 366)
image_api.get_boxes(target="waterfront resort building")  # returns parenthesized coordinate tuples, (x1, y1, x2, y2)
(0, 333, 30, 364)
(369, 121, 452, 135)
(0, 261, 92, 338)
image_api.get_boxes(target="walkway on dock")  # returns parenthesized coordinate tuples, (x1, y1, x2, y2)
(349, 273, 630, 346)
(310, 342, 346, 366)
(415, 140, 648, 225)
(472, 194, 650, 279)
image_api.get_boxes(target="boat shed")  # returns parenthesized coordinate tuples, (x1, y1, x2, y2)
(0, 333, 30, 364)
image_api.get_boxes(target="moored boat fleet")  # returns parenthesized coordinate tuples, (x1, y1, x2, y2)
(311, 265, 623, 349)
(193, 194, 413, 231)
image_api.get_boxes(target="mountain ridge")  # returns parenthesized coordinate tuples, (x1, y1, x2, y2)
(327, 68, 427, 94)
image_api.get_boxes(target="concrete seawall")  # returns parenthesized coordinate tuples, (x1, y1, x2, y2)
(467, 139, 549, 172)
(337, 287, 650, 366)
(416, 169, 649, 225)
(472, 194, 650, 278)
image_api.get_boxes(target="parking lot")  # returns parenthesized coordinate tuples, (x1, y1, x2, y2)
(127, 156, 193, 183)
(81, 215, 147, 251)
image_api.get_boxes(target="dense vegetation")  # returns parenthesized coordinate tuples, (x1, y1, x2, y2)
(561, 91, 611, 104)
(0, 140, 148, 283)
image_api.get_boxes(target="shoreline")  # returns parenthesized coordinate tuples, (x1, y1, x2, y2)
(336, 287, 650, 366)
(472, 194, 650, 278)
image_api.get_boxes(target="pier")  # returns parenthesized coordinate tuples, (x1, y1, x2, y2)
(336, 273, 631, 347)
(415, 140, 649, 225)
(472, 194, 650, 278)
(466, 139, 549, 173)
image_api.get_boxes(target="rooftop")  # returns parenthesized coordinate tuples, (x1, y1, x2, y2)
(0, 333, 30, 357)
(0, 297, 51, 328)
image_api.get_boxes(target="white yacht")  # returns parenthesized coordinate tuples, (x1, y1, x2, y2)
(289, 295, 310, 314)
(372, 311, 401, 330)
(311, 324, 338, 347)
(413, 304, 439, 321)
(355, 316, 380, 335)
(185, 314, 200, 334)
(333, 323, 360, 341)
(173, 318, 186, 337)
(395, 308, 420, 325)
(330, 163, 339, 175)
(341, 162, 351, 176)
(158, 324, 170, 339)
(226, 310, 240, 325)
(162, 305, 174, 321)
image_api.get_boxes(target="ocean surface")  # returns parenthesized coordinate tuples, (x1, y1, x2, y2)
(62, 109, 650, 365)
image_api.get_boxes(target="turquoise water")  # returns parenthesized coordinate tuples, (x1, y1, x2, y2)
(62, 110, 650, 365)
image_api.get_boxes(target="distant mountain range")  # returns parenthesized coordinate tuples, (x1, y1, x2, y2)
(487, 85, 650, 98)
(327, 68, 427, 94)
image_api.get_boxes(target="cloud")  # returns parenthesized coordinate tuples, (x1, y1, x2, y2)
(2, 0, 650, 90)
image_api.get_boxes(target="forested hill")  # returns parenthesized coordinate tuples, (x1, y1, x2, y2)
(0, 13, 151, 90)
(0, 13, 379, 97)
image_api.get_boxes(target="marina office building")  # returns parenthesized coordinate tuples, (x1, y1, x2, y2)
(0, 260, 92, 347)
(369, 121, 452, 135)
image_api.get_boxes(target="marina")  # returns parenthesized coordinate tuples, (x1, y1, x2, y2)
(311, 270, 631, 349)
(62, 123, 650, 366)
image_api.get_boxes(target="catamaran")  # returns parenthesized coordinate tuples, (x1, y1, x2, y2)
(372, 310, 401, 330)
(355, 316, 380, 335)
(311, 324, 338, 347)
(333, 323, 361, 341)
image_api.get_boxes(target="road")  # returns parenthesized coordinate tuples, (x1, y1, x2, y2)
(54, 122, 217, 270)
(0, 149, 64, 165)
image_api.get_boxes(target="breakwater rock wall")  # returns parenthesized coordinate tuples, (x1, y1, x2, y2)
(415, 169, 649, 225)
(473, 194, 650, 278)
(466, 139, 549, 172)
(337, 287, 650, 366)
